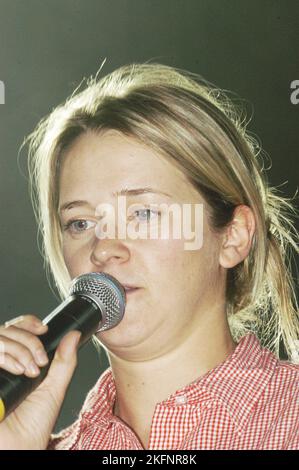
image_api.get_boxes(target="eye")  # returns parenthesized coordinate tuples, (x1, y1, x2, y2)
(63, 219, 96, 233)
(134, 209, 160, 222)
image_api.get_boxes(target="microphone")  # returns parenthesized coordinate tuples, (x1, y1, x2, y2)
(0, 272, 126, 422)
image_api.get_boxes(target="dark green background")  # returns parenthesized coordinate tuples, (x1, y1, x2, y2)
(0, 0, 298, 433)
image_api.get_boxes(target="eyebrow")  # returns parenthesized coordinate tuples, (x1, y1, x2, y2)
(59, 187, 172, 213)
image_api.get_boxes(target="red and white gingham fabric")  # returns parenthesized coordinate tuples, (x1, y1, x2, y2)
(47, 333, 299, 450)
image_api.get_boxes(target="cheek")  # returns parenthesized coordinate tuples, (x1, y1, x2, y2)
(62, 238, 88, 277)
(146, 238, 201, 283)
(148, 236, 218, 299)
(142, 241, 205, 316)
(62, 248, 75, 277)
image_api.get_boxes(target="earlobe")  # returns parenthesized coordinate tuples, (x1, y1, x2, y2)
(219, 205, 256, 269)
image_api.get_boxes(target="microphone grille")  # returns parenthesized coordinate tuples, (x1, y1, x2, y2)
(69, 272, 126, 331)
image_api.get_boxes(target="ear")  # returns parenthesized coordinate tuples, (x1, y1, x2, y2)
(219, 205, 256, 269)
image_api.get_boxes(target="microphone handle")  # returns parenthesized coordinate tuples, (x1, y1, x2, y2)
(0, 294, 102, 421)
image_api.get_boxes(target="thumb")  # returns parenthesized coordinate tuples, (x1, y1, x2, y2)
(41, 330, 82, 399)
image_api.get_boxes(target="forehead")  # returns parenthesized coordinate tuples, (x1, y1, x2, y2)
(59, 130, 201, 203)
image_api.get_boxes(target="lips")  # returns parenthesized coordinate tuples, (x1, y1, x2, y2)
(123, 285, 140, 295)
(102, 275, 141, 294)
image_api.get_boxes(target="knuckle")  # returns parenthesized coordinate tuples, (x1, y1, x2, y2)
(29, 334, 44, 350)
(0, 353, 24, 373)
(16, 344, 35, 366)
(3, 331, 46, 367)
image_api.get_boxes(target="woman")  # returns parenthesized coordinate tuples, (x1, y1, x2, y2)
(0, 63, 298, 450)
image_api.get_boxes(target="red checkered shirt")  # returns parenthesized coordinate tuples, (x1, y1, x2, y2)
(47, 333, 299, 450)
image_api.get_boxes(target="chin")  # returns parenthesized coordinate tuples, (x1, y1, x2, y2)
(98, 315, 159, 355)
(97, 314, 141, 341)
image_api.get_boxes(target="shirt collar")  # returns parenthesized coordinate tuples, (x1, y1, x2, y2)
(81, 333, 278, 435)
(185, 333, 278, 434)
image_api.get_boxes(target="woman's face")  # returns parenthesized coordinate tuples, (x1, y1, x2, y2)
(58, 129, 226, 360)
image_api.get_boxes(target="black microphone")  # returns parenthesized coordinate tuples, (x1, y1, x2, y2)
(0, 272, 126, 422)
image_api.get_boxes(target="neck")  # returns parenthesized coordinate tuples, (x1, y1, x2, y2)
(108, 309, 237, 441)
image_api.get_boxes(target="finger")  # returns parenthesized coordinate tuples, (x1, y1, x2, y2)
(42, 331, 81, 400)
(0, 326, 48, 367)
(3, 315, 48, 334)
(0, 335, 41, 377)
(0, 352, 25, 375)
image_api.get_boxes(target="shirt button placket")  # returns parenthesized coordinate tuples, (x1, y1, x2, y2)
(175, 395, 187, 405)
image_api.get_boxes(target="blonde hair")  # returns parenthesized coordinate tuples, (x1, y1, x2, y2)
(24, 61, 299, 363)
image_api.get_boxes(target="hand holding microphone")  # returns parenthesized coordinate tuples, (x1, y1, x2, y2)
(0, 272, 126, 449)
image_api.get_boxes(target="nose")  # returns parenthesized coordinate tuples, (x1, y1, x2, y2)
(90, 237, 130, 268)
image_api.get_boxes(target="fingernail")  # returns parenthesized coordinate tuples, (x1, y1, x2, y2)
(35, 321, 47, 329)
(28, 362, 40, 375)
(35, 349, 48, 366)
